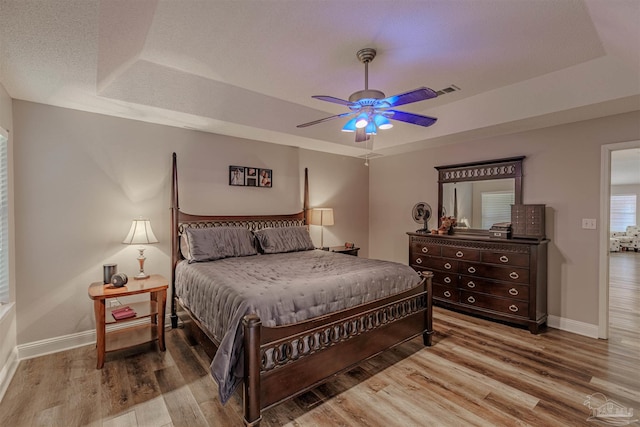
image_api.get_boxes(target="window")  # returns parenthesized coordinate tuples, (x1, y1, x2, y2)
(0, 130, 7, 305)
(610, 194, 637, 232)
(481, 191, 515, 229)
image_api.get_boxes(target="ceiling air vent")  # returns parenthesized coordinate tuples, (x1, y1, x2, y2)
(436, 85, 461, 96)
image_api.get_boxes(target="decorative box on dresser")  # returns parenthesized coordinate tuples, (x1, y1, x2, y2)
(407, 232, 548, 333)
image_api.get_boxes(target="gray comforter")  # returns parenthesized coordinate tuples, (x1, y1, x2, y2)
(175, 249, 421, 403)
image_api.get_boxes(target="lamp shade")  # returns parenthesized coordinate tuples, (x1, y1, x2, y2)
(309, 208, 334, 226)
(122, 219, 159, 245)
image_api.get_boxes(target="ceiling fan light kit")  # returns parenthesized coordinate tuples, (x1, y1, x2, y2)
(341, 118, 357, 132)
(297, 48, 438, 143)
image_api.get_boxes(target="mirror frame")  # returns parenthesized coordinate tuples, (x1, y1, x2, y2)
(435, 156, 525, 235)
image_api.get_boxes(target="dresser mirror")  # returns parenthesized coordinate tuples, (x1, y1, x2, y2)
(435, 156, 524, 235)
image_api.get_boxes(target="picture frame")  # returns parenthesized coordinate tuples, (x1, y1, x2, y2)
(245, 167, 258, 187)
(259, 168, 272, 188)
(229, 166, 245, 186)
(229, 165, 272, 188)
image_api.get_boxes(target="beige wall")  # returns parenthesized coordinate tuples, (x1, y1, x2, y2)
(7, 97, 640, 349)
(12, 100, 369, 346)
(369, 110, 640, 327)
(0, 82, 16, 392)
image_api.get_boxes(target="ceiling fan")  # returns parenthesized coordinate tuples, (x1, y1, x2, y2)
(297, 48, 438, 143)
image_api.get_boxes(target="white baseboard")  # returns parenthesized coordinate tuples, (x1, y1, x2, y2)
(0, 346, 18, 402)
(547, 315, 599, 339)
(17, 329, 96, 360)
(16, 318, 172, 361)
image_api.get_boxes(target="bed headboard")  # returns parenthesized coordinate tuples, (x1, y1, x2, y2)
(170, 152, 309, 326)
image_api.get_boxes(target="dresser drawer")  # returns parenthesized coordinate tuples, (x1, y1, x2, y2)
(460, 291, 528, 317)
(442, 246, 481, 261)
(432, 270, 458, 287)
(411, 255, 459, 272)
(434, 284, 458, 301)
(458, 275, 529, 301)
(410, 241, 442, 257)
(459, 261, 529, 284)
(481, 251, 530, 268)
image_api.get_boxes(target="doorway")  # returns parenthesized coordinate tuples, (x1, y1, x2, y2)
(599, 141, 640, 339)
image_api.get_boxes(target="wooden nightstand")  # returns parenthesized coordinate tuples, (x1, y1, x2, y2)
(88, 274, 168, 369)
(330, 245, 360, 256)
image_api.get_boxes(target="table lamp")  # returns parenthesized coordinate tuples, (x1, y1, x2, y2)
(309, 208, 334, 249)
(122, 218, 158, 279)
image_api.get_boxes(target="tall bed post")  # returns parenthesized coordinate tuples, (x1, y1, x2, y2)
(243, 314, 262, 426)
(171, 152, 179, 328)
(423, 272, 434, 346)
(304, 167, 309, 224)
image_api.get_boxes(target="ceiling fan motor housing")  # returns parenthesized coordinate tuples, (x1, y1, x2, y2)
(349, 89, 386, 103)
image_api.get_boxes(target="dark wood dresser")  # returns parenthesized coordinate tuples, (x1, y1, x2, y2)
(408, 232, 548, 333)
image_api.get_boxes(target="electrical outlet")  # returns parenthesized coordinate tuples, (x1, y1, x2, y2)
(582, 218, 597, 230)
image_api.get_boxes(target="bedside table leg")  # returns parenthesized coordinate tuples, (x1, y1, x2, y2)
(94, 299, 106, 369)
(157, 289, 166, 351)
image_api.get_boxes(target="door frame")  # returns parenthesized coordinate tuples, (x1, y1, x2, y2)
(599, 139, 640, 339)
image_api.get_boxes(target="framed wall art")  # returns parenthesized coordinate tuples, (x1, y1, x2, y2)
(229, 166, 245, 186)
(259, 169, 272, 188)
(245, 167, 258, 187)
(229, 165, 272, 188)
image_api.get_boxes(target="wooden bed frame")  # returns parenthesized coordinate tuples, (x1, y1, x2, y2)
(170, 153, 434, 426)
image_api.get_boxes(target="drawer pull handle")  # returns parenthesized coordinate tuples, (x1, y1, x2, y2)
(456, 251, 464, 258)
(444, 277, 452, 284)
(467, 296, 476, 304)
(444, 262, 452, 270)
(416, 258, 422, 265)
(509, 272, 519, 279)
(468, 266, 476, 274)
(509, 288, 519, 296)
(500, 255, 509, 263)
(509, 305, 519, 312)
(467, 281, 476, 288)
(444, 291, 452, 298)
(422, 247, 429, 253)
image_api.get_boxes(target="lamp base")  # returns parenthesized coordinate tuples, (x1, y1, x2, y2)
(135, 248, 150, 280)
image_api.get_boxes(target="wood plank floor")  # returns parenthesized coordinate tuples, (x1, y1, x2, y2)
(1, 253, 638, 426)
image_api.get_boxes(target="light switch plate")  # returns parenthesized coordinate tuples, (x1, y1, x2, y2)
(582, 218, 597, 229)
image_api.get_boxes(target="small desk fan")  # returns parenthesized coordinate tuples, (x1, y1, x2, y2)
(412, 202, 432, 232)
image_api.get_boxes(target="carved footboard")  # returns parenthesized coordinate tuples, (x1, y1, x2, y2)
(242, 273, 433, 426)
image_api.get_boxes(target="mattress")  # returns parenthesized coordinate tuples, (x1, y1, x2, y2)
(175, 249, 422, 403)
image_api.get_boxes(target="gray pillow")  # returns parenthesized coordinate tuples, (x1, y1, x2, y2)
(254, 226, 315, 254)
(184, 226, 257, 262)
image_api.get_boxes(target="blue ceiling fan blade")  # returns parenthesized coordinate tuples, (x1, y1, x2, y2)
(297, 111, 355, 128)
(387, 110, 438, 127)
(379, 87, 438, 108)
(311, 95, 355, 106)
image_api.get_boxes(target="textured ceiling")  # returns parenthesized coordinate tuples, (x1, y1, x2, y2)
(0, 0, 639, 158)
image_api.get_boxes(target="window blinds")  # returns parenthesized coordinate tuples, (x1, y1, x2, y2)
(610, 194, 637, 232)
(0, 131, 7, 304)
(481, 191, 515, 229)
